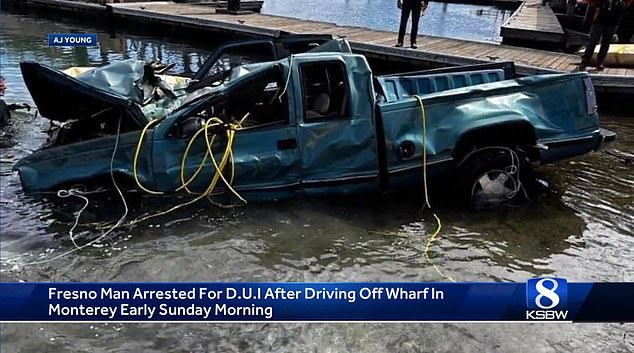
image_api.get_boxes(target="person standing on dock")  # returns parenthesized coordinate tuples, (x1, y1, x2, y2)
(396, 0, 429, 49)
(579, 0, 631, 71)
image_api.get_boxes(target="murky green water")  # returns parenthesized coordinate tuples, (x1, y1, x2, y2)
(1, 12, 633, 353)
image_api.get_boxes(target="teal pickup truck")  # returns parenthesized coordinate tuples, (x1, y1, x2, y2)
(14, 50, 615, 207)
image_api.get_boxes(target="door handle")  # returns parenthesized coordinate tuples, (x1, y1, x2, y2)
(277, 138, 297, 150)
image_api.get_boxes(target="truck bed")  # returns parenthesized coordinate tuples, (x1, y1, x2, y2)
(375, 68, 600, 191)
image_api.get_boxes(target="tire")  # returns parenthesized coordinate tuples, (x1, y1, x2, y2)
(456, 148, 530, 209)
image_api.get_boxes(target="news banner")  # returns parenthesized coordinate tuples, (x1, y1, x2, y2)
(0, 279, 632, 323)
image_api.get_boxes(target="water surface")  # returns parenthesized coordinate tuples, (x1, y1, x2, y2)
(1, 12, 633, 353)
(262, 0, 514, 43)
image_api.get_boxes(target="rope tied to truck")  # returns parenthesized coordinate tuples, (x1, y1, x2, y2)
(20, 112, 251, 265)
(19, 115, 130, 266)
(126, 112, 249, 227)
(414, 95, 456, 283)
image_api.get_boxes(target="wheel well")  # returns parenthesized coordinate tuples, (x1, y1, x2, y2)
(52, 172, 136, 193)
(453, 122, 538, 162)
(95, 172, 137, 191)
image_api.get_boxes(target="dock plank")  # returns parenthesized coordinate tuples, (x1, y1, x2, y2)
(372, 36, 401, 46)
(452, 43, 484, 57)
(366, 33, 399, 45)
(348, 31, 393, 43)
(276, 23, 337, 34)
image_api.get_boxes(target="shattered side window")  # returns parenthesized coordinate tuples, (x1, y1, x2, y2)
(225, 68, 290, 129)
(172, 67, 290, 138)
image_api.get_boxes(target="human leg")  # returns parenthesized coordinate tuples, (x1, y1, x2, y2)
(410, 1, 422, 47)
(596, 24, 618, 69)
(397, 1, 413, 46)
(580, 24, 604, 68)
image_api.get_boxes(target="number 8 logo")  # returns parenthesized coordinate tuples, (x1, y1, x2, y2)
(535, 278, 560, 309)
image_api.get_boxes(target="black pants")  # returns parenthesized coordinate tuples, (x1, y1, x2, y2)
(398, 0, 422, 45)
(581, 23, 618, 66)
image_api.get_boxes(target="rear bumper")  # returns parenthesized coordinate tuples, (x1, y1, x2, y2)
(538, 128, 617, 164)
(595, 128, 617, 151)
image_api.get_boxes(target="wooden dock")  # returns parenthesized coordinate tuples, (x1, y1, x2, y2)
(104, 1, 633, 94)
(13, 0, 634, 94)
(500, 0, 565, 44)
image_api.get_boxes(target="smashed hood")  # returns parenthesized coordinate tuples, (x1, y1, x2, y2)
(20, 60, 149, 127)
(69, 60, 146, 102)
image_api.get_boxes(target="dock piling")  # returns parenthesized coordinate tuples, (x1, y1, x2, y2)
(217, 0, 253, 15)
(228, 0, 240, 11)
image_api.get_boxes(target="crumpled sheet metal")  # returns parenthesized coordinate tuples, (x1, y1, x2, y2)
(149, 124, 303, 196)
(63, 62, 204, 121)
(378, 72, 599, 189)
(146, 53, 380, 197)
(62, 62, 179, 121)
(72, 60, 146, 104)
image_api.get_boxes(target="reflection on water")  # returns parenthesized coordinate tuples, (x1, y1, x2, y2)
(1, 12, 634, 353)
(262, 0, 514, 43)
(0, 12, 211, 101)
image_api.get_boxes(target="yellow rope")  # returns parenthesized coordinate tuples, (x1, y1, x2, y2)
(203, 117, 247, 205)
(125, 117, 239, 226)
(132, 118, 165, 195)
(65, 112, 248, 230)
(415, 95, 456, 283)
(176, 121, 220, 194)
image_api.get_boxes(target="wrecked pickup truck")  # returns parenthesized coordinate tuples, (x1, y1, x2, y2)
(15, 51, 615, 207)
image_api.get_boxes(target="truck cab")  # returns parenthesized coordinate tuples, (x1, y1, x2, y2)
(151, 53, 379, 197)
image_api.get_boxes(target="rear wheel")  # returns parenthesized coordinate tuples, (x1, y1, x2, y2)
(457, 147, 531, 208)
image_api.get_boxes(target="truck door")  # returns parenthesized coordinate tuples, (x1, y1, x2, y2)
(153, 66, 301, 200)
(295, 60, 379, 195)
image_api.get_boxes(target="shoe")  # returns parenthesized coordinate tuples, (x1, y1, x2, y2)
(595, 65, 604, 71)
(411, 43, 418, 49)
(395, 42, 403, 47)
(572, 65, 586, 72)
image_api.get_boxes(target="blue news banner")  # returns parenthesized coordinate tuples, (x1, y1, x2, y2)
(0, 280, 632, 322)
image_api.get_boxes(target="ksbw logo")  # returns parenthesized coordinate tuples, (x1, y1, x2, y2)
(526, 278, 568, 320)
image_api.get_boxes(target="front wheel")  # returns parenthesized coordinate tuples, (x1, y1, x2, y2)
(457, 148, 531, 208)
